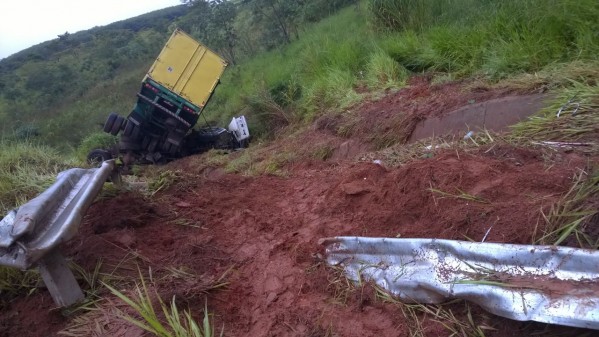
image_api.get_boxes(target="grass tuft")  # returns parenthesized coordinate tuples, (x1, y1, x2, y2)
(0, 266, 40, 298)
(147, 170, 182, 197)
(0, 140, 76, 213)
(429, 185, 489, 204)
(536, 169, 599, 248)
(365, 49, 409, 89)
(104, 271, 221, 337)
(511, 81, 599, 142)
(75, 132, 118, 162)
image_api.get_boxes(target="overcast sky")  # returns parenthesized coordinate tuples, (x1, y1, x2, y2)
(0, 0, 182, 59)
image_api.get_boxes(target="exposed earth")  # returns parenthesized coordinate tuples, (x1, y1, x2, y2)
(1, 77, 598, 337)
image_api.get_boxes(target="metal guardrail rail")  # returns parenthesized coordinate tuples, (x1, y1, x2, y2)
(321, 237, 599, 329)
(0, 160, 117, 306)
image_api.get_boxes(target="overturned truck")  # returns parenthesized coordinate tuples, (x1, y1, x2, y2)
(89, 29, 249, 165)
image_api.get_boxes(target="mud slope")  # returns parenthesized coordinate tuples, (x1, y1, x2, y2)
(1, 78, 596, 337)
(4, 144, 594, 337)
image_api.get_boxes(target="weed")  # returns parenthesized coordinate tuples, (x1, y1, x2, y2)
(365, 49, 409, 89)
(511, 81, 599, 142)
(203, 149, 231, 167)
(429, 185, 489, 204)
(224, 150, 254, 175)
(104, 271, 222, 337)
(147, 170, 181, 197)
(310, 144, 336, 161)
(367, 112, 421, 150)
(75, 132, 118, 162)
(375, 286, 493, 337)
(536, 169, 599, 248)
(326, 265, 357, 305)
(0, 266, 40, 298)
(370, 0, 599, 77)
(256, 151, 296, 176)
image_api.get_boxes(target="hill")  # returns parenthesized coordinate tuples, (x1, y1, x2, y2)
(1, 1, 599, 336)
(0, 0, 357, 150)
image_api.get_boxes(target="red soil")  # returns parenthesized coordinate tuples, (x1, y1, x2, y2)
(1, 79, 597, 337)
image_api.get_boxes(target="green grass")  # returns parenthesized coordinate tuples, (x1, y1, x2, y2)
(371, 0, 599, 77)
(0, 266, 40, 299)
(75, 132, 118, 162)
(0, 140, 76, 213)
(209, 0, 599, 141)
(511, 81, 599, 142)
(3, 0, 599, 150)
(209, 4, 373, 134)
(104, 272, 221, 337)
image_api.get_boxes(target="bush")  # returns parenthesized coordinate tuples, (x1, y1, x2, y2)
(365, 49, 409, 89)
(75, 132, 118, 162)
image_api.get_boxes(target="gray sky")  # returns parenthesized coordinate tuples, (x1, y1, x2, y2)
(0, 0, 181, 59)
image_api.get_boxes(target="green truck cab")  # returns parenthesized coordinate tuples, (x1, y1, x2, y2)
(92, 29, 249, 165)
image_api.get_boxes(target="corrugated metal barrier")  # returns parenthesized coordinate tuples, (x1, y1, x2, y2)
(321, 237, 599, 329)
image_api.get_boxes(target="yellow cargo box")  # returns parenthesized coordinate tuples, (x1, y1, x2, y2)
(146, 29, 227, 108)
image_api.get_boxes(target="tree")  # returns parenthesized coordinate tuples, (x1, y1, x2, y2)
(58, 31, 70, 41)
(179, 0, 239, 64)
(243, 0, 303, 44)
(207, 0, 238, 64)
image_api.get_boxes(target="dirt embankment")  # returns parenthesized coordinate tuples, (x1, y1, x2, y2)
(1, 78, 597, 337)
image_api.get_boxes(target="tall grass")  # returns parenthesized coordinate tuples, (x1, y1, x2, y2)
(0, 140, 75, 213)
(209, 4, 374, 134)
(511, 81, 599, 141)
(208, 0, 599, 139)
(373, 0, 599, 77)
(4, 0, 599, 147)
(536, 170, 599, 248)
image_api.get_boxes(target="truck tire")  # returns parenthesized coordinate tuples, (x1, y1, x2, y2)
(87, 149, 113, 165)
(103, 113, 118, 133)
(110, 115, 125, 135)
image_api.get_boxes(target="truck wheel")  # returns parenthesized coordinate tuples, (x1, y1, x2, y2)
(110, 115, 125, 135)
(87, 149, 113, 166)
(103, 113, 118, 133)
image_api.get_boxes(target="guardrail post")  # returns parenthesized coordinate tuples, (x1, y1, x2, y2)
(37, 250, 84, 307)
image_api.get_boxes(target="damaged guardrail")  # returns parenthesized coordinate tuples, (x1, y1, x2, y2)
(0, 160, 117, 306)
(320, 237, 599, 329)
